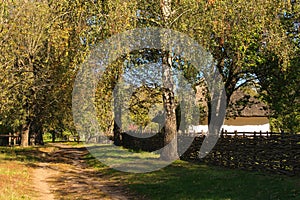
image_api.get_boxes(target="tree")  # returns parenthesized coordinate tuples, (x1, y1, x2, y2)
(0, 1, 52, 146)
(0, 0, 96, 146)
(191, 1, 293, 104)
(254, 1, 300, 133)
(89, 0, 138, 144)
(1, 0, 297, 149)
(154, 1, 296, 132)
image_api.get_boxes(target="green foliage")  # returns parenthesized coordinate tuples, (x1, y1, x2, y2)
(0, 0, 299, 144)
(0, 0, 103, 143)
(254, 1, 300, 133)
(258, 55, 300, 133)
(129, 85, 162, 129)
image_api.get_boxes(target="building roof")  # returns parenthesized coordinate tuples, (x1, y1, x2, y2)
(196, 85, 269, 118)
(227, 89, 269, 117)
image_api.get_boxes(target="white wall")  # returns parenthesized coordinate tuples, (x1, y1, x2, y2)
(190, 123, 270, 134)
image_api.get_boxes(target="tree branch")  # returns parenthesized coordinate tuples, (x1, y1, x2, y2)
(170, 8, 192, 27)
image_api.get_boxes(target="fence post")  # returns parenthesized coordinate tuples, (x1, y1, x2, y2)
(8, 132, 12, 146)
(281, 130, 284, 139)
(13, 134, 16, 146)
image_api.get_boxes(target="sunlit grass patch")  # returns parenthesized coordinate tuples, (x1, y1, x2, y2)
(85, 144, 164, 173)
(0, 145, 58, 163)
(87, 144, 159, 159)
(0, 160, 35, 200)
(85, 144, 300, 200)
(0, 145, 57, 200)
(0, 146, 39, 162)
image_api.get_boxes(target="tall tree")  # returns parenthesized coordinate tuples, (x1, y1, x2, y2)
(159, 0, 295, 128)
(0, 0, 95, 146)
(0, 1, 51, 146)
(159, 0, 179, 160)
(254, 1, 300, 133)
(92, 0, 137, 143)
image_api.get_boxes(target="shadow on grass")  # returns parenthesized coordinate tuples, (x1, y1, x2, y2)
(85, 146, 300, 200)
(0, 142, 86, 164)
(0, 143, 143, 200)
(124, 162, 300, 200)
(0, 145, 50, 163)
(1, 144, 299, 200)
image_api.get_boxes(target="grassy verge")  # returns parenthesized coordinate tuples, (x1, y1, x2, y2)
(0, 147, 37, 200)
(0, 144, 59, 200)
(0, 144, 58, 162)
(85, 145, 300, 200)
(1, 143, 299, 200)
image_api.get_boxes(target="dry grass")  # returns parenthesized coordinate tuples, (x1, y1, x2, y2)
(0, 154, 36, 200)
(0, 145, 62, 200)
(0, 144, 138, 200)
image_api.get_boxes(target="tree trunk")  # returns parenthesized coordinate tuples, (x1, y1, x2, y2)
(160, 52, 178, 160)
(20, 123, 30, 147)
(113, 121, 121, 145)
(35, 130, 44, 145)
(113, 85, 122, 146)
(199, 84, 226, 158)
(31, 122, 44, 145)
(159, 0, 178, 161)
(50, 130, 56, 143)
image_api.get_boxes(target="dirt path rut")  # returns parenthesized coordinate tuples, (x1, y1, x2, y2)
(33, 143, 139, 200)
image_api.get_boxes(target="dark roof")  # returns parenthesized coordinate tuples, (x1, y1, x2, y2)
(227, 89, 269, 117)
(195, 85, 269, 117)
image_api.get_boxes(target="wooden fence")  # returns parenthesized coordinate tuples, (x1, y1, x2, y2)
(122, 132, 164, 152)
(122, 131, 300, 176)
(0, 133, 20, 146)
(181, 132, 300, 176)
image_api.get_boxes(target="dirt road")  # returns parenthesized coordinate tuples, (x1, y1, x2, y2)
(32, 143, 140, 200)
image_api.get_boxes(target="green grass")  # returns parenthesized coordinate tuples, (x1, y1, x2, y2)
(85, 144, 168, 173)
(0, 147, 36, 200)
(1, 144, 299, 200)
(85, 145, 300, 200)
(0, 145, 55, 163)
(0, 145, 60, 200)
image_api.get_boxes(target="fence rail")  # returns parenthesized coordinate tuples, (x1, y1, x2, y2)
(182, 133, 300, 176)
(220, 130, 288, 137)
(0, 133, 20, 146)
(121, 131, 299, 176)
